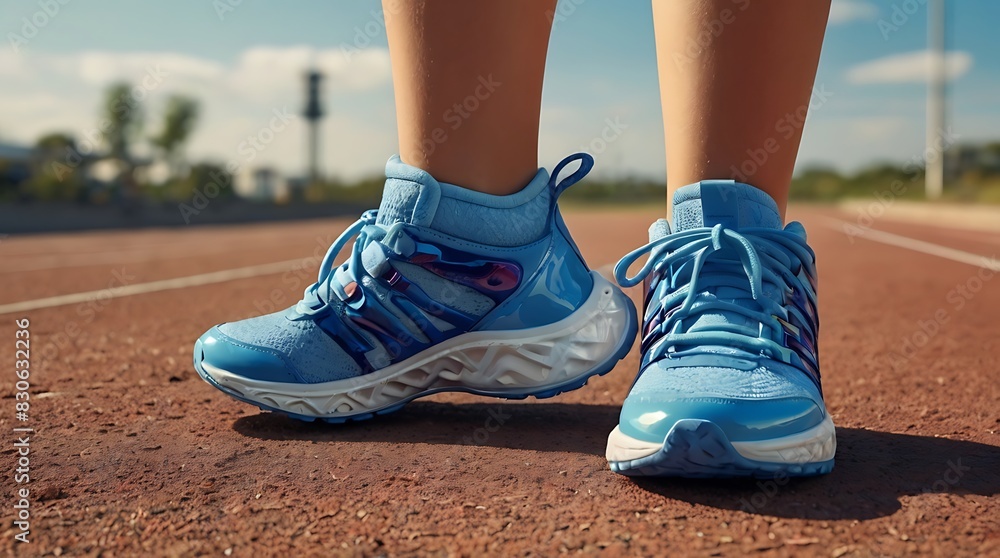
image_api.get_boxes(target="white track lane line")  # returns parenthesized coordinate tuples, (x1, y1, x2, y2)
(6, 216, 994, 317)
(2, 246, 240, 274)
(0, 257, 312, 316)
(820, 217, 1000, 271)
(0, 257, 623, 317)
(0, 234, 332, 273)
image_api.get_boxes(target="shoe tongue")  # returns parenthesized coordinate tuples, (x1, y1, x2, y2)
(672, 180, 782, 232)
(664, 181, 783, 348)
(376, 155, 443, 227)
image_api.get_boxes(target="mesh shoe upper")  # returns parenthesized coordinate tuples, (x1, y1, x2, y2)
(197, 154, 598, 385)
(615, 181, 827, 443)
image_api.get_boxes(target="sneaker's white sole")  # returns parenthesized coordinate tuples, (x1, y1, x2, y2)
(607, 415, 836, 463)
(199, 272, 636, 419)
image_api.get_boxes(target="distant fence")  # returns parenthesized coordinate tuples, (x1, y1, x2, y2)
(0, 200, 370, 235)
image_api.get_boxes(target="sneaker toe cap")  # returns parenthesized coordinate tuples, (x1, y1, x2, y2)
(196, 310, 363, 384)
(620, 360, 826, 444)
(194, 326, 300, 383)
(619, 394, 826, 445)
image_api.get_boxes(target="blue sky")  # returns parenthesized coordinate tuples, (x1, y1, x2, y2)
(1, 0, 998, 183)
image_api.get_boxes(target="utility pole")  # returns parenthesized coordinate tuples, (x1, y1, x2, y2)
(303, 70, 325, 186)
(925, 0, 946, 199)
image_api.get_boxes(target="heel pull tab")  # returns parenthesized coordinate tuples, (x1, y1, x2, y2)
(549, 153, 595, 199)
(699, 180, 741, 230)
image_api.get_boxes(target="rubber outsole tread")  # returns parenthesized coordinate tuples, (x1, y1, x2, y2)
(195, 294, 638, 424)
(609, 419, 834, 478)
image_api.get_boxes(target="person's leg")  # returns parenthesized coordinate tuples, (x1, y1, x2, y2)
(384, 0, 555, 195)
(654, 0, 830, 218)
(606, 0, 835, 478)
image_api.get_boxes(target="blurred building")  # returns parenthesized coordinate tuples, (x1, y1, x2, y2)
(0, 139, 155, 203)
(0, 142, 33, 190)
(252, 167, 278, 201)
(947, 144, 1000, 179)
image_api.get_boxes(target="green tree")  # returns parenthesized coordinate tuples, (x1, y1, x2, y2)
(26, 132, 84, 201)
(169, 162, 233, 202)
(790, 167, 844, 201)
(151, 95, 199, 179)
(100, 83, 143, 165)
(100, 83, 144, 202)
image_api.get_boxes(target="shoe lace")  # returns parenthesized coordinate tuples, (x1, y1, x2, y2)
(614, 223, 817, 363)
(297, 209, 398, 315)
(294, 152, 598, 318)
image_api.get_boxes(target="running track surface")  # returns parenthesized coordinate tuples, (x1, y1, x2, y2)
(1, 206, 998, 556)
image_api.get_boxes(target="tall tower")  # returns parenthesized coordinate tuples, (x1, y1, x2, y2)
(925, 0, 946, 199)
(303, 70, 325, 184)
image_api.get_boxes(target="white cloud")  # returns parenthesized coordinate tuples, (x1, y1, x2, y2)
(74, 52, 226, 86)
(0, 47, 395, 181)
(228, 46, 391, 103)
(828, 0, 878, 25)
(797, 115, 926, 173)
(0, 51, 24, 77)
(846, 50, 973, 84)
(848, 116, 908, 141)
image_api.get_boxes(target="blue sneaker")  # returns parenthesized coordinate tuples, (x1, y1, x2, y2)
(605, 181, 836, 478)
(194, 153, 637, 422)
